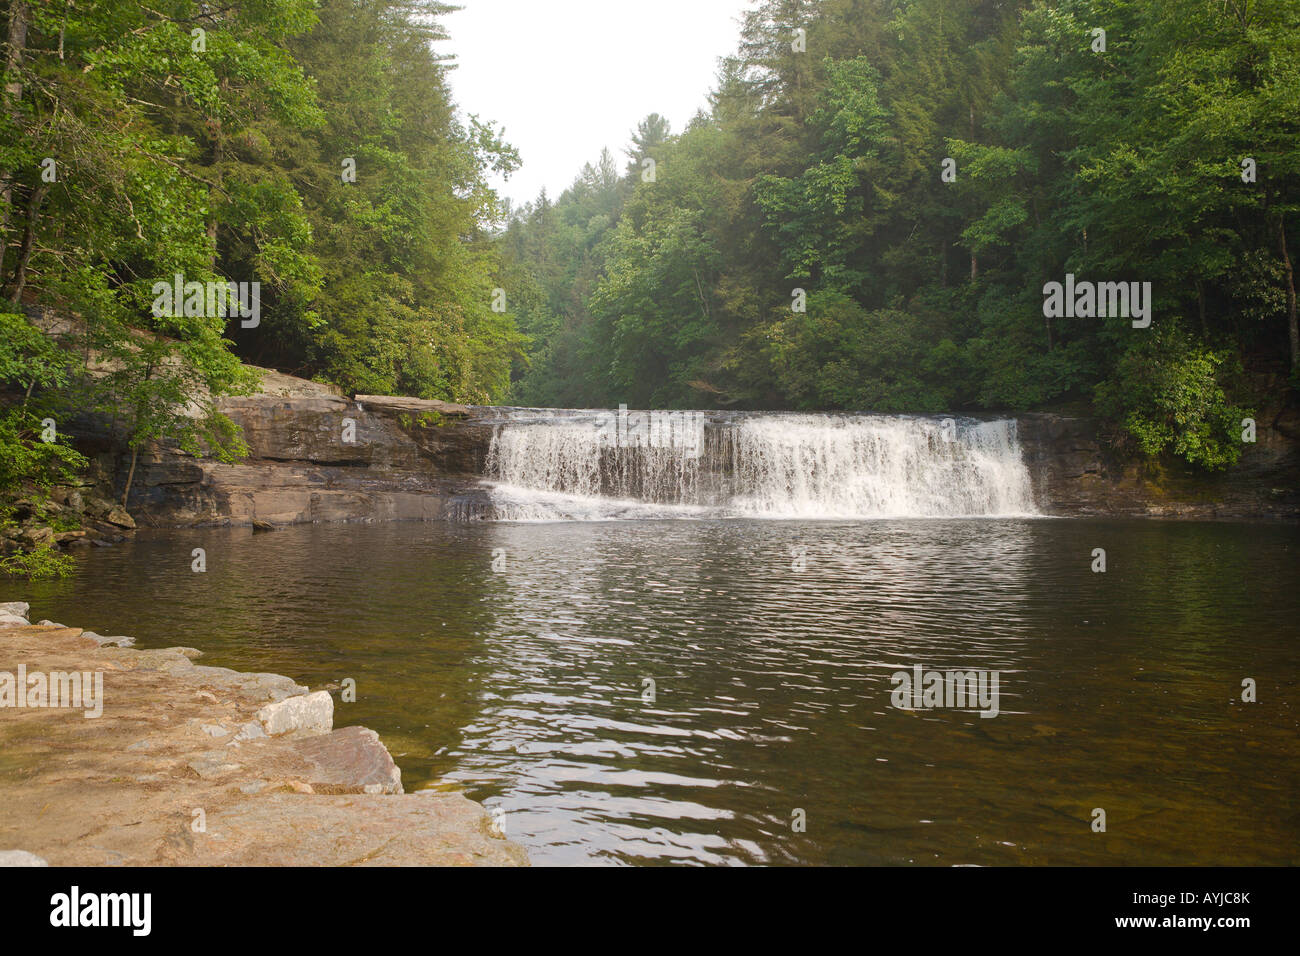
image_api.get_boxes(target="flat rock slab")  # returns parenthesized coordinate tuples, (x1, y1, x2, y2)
(354, 394, 471, 417)
(169, 792, 526, 866)
(0, 611, 526, 866)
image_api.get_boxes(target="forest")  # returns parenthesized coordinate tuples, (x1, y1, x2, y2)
(1, 0, 1297, 524)
(504, 0, 1299, 474)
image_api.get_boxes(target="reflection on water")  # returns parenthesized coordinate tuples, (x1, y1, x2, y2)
(21, 519, 1300, 865)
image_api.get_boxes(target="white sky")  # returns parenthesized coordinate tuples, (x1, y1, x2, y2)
(439, 0, 752, 208)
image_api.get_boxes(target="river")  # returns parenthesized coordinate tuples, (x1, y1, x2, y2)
(23, 516, 1300, 865)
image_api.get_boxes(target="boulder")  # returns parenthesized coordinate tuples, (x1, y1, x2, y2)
(17, 526, 54, 548)
(256, 691, 333, 736)
(82, 496, 115, 519)
(103, 506, 136, 529)
(271, 726, 403, 795)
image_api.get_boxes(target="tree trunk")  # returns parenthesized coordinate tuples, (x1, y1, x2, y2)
(6, 181, 47, 302)
(206, 81, 228, 270)
(121, 446, 139, 509)
(1281, 216, 1298, 376)
(207, 132, 222, 268)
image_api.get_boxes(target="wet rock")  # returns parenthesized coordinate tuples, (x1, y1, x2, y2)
(257, 691, 333, 736)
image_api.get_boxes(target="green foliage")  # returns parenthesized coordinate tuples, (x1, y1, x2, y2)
(503, 0, 1297, 472)
(765, 293, 957, 412)
(0, 541, 76, 581)
(0, 313, 88, 492)
(1097, 327, 1249, 471)
(1, 0, 522, 468)
(4, 0, 1294, 479)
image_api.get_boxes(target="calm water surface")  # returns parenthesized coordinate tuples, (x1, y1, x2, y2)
(23, 519, 1300, 865)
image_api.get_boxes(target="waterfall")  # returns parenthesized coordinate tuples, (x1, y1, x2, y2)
(479, 410, 1036, 520)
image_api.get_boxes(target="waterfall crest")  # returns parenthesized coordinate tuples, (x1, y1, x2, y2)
(480, 410, 1036, 520)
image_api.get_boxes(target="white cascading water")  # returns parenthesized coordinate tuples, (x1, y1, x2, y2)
(481, 411, 1036, 520)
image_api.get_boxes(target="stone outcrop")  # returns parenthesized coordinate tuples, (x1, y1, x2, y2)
(0, 605, 527, 866)
(0, 484, 139, 558)
(1016, 411, 1300, 519)
(50, 358, 1298, 525)
(117, 387, 496, 527)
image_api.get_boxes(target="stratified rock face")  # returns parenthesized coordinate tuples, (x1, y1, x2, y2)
(123, 388, 497, 527)
(1016, 413, 1300, 518)
(76, 361, 1300, 524)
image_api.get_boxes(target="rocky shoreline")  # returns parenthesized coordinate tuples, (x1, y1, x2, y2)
(0, 601, 527, 866)
(11, 357, 1298, 535)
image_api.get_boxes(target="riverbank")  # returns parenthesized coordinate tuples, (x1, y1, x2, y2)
(0, 601, 527, 866)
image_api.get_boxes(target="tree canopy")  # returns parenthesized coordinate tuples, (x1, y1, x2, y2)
(503, 0, 1299, 470)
